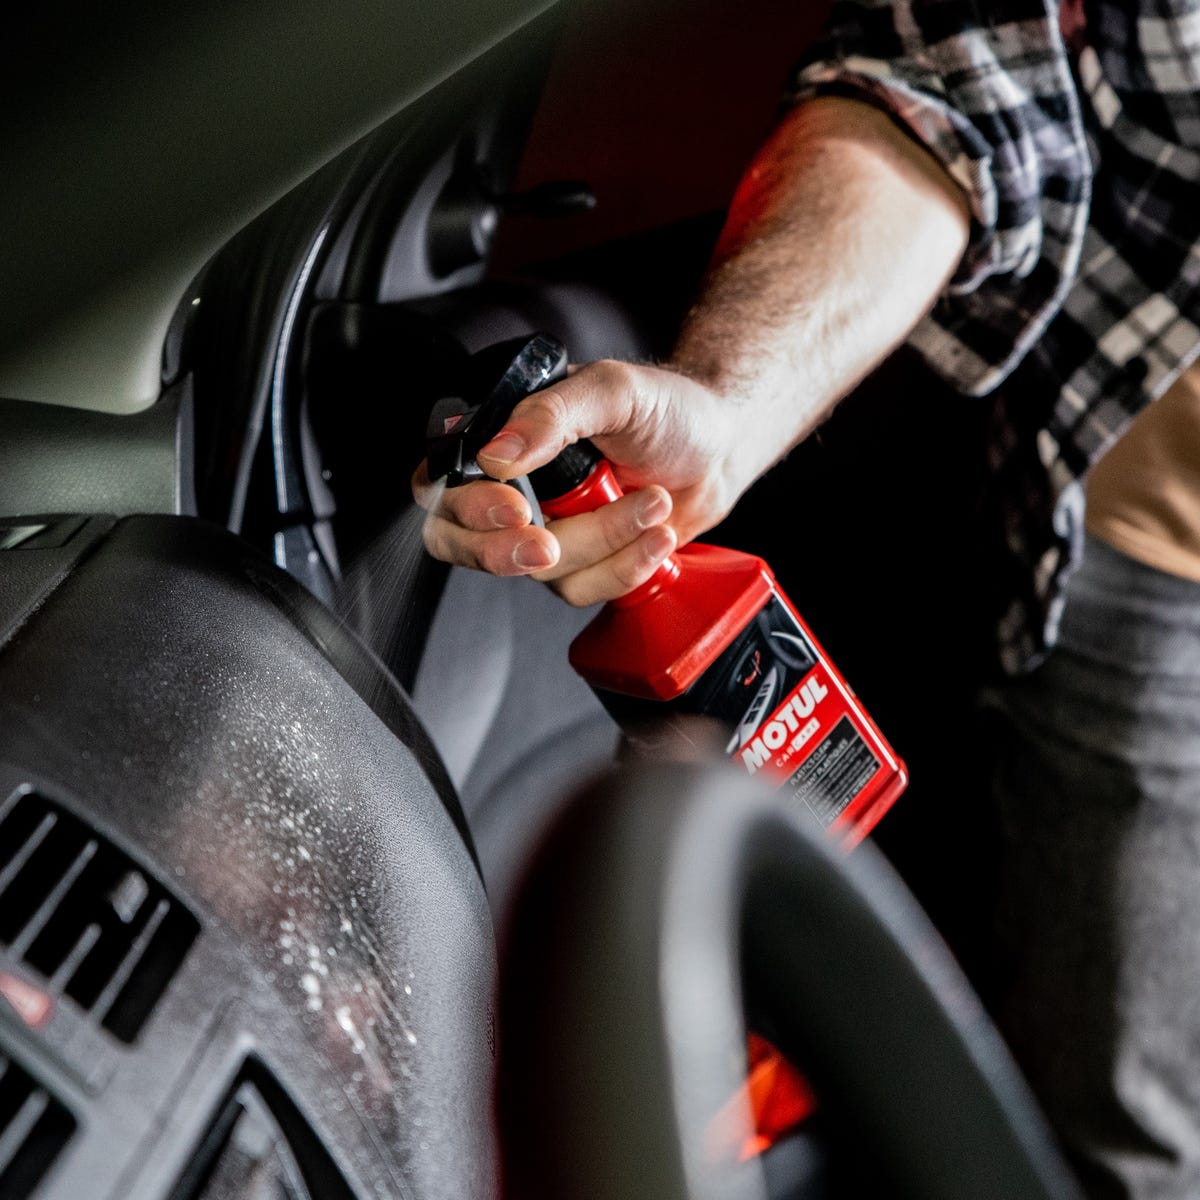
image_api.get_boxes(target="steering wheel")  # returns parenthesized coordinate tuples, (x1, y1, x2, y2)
(497, 759, 1081, 1200)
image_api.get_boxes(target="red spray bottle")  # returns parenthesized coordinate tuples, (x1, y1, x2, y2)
(427, 334, 907, 847)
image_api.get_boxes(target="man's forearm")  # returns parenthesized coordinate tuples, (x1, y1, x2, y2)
(672, 97, 971, 477)
(416, 98, 972, 602)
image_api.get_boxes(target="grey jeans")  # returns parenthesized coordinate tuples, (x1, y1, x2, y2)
(984, 535, 1200, 1200)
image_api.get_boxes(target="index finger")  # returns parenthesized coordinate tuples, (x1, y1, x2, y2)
(411, 459, 437, 509)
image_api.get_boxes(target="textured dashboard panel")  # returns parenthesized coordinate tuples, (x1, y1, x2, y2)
(0, 515, 496, 1200)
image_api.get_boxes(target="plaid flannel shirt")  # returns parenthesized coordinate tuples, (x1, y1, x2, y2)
(791, 0, 1200, 673)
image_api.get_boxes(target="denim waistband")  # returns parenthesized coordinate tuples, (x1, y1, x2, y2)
(1055, 535, 1200, 679)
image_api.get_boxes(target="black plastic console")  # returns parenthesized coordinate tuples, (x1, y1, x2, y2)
(0, 514, 495, 1200)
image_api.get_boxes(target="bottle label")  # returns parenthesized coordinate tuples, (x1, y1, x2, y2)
(692, 595, 895, 833)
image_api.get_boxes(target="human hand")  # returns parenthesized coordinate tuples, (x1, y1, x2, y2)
(413, 359, 766, 606)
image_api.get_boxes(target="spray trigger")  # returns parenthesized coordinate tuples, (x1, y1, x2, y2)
(425, 334, 569, 489)
(510, 475, 545, 529)
(425, 332, 607, 536)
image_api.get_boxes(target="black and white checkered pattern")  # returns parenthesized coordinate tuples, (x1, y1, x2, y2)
(790, 1, 1200, 673)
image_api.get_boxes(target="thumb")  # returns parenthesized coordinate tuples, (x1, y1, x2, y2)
(476, 360, 642, 480)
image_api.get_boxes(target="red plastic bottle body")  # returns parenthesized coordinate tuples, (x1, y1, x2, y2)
(541, 465, 907, 846)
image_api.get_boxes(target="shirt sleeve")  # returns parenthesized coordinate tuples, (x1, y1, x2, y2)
(787, 1, 1093, 396)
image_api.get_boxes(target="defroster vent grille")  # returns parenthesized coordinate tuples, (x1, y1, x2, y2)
(0, 790, 198, 1043)
(0, 1051, 74, 1199)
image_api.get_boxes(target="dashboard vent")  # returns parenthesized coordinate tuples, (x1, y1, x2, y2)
(0, 1051, 75, 1199)
(170, 1063, 356, 1200)
(0, 791, 199, 1043)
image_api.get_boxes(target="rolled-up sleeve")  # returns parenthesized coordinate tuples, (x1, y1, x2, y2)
(788, 1, 1093, 395)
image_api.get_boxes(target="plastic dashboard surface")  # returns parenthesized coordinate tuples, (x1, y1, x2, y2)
(0, 514, 496, 1200)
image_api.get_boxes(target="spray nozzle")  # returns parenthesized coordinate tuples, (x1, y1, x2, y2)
(426, 333, 568, 487)
(425, 333, 603, 501)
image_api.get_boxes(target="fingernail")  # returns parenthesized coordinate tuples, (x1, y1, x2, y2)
(513, 539, 555, 570)
(643, 526, 675, 562)
(481, 433, 525, 465)
(487, 503, 525, 528)
(635, 489, 671, 529)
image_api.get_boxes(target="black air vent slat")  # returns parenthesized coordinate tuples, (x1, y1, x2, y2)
(90, 897, 169, 1024)
(48, 923, 102, 990)
(0, 813, 56, 897)
(0, 791, 199, 1043)
(100, 900, 200, 1044)
(8, 840, 98, 959)
(0, 1091, 49, 1172)
(0, 1052, 75, 1199)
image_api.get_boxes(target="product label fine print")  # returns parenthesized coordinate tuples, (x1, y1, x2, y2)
(699, 595, 895, 832)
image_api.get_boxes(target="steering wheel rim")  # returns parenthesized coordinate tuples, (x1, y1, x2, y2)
(497, 758, 1081, 1200)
